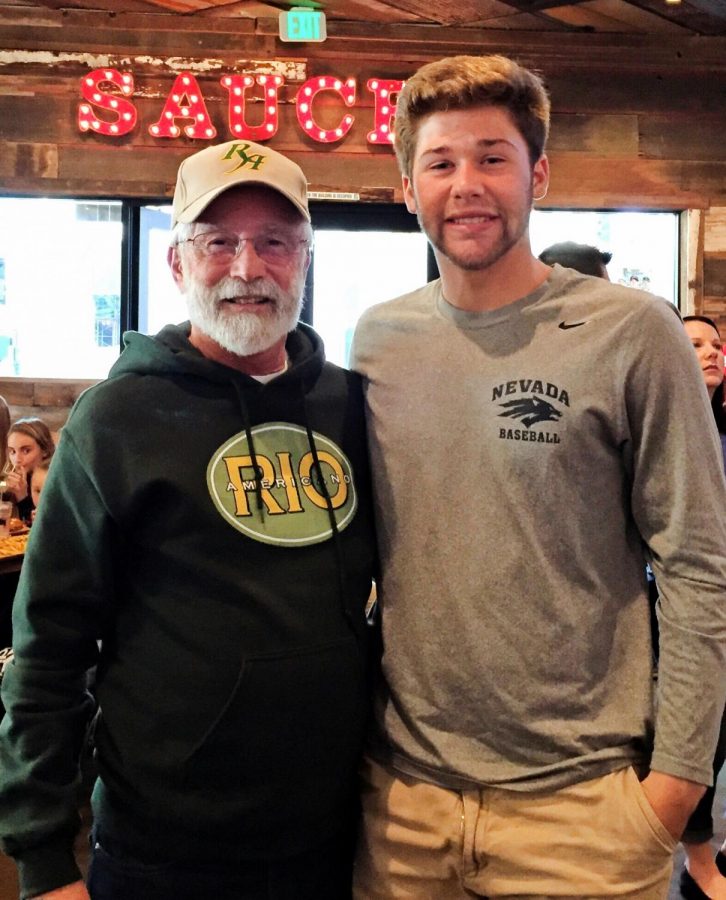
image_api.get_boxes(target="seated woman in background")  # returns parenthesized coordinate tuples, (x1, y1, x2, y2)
(683, 315, 726, 462)
(0, 396, 10, 472)
(679, 315, 726, 900)
(5, 417, 55, 525)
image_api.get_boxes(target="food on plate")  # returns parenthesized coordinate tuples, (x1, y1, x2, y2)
(0, 533, 28, 558)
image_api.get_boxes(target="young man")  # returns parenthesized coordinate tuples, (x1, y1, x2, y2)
(351, 55, 726, 898)
(0, 140, 376, 900)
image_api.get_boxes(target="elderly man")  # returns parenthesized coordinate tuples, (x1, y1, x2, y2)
(0, 140, 375, 900)
(351, 54, 726, 898)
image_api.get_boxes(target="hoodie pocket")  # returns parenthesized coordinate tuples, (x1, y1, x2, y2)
(179, 638, 367, 792)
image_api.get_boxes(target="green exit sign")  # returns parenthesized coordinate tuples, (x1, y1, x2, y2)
(279, 7, 327, 42)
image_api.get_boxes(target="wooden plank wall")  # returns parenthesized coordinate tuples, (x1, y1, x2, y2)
(0, 5, 725, 420)
(704, 209, 726, 334)
(0, 9, 724, 206)
(1, 6, 725, 210)
(0, 378, 96, 434)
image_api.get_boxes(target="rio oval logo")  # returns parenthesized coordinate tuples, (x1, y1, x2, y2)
(207, 423, 358, 547)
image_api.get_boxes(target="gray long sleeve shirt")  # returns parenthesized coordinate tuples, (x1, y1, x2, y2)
(351, 265, 726, 791)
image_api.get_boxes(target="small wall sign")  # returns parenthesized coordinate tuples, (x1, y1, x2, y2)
(279, 8, 327, 43)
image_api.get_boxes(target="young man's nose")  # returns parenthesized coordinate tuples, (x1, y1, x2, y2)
(452, 161, 486, 197)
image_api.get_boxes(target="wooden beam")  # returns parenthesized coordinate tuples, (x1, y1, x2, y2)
(625, 0, 726, 35)
(497, 0, 590, 10)
(705, 257, 726, 296)
(682, 209, 700, 316)
(2, 6, 726, 69)
(704, 208, 726, 254)
(0, 142, 58, 179)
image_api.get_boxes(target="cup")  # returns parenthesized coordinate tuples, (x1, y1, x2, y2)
(0, 500, 12, 537)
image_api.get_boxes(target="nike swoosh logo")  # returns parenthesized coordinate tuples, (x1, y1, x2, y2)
(558, 321, 587, 330)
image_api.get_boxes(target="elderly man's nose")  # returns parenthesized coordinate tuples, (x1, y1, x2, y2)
(229, 240, 267, 279)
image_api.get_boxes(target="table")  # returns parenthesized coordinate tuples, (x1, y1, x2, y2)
(0, 532, 28, 576)
(0, 532, 28, 647)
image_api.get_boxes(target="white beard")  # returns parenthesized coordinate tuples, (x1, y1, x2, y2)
(184, 272, 304, 357)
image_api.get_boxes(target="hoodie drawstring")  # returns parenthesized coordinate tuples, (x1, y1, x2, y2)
(232, 380, 265, 516)
(229, 375, 359, 645)
(301, 392, 358, 641)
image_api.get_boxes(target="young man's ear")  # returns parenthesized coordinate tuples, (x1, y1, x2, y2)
(532, 155, 550, 203)
(402, 176, 417, 215)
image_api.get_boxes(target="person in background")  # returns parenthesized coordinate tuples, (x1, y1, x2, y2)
(683, 316, 726, 462)
(0, 395, 10, 472)
(678, 314, 726, 900)
(0, 139, 376, 900)
(538, 240, 611, 279)
(6, 417, 55, 524)
(351, 53, 726, 898)
(0, 397, 16, 649)
(29, 458, 50, 523)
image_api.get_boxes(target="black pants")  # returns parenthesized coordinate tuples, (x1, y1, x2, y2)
(87, 826, 354, 900)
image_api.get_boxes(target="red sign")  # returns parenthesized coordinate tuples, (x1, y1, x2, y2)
(78, 69, 404, 146)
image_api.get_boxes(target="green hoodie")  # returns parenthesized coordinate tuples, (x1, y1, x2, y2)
(0, 322, 376, 898)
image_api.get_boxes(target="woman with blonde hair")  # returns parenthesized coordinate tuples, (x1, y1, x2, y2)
(5, 416, 55, 524)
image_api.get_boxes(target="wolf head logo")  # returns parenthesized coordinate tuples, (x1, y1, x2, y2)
(498, 396, 562, 428)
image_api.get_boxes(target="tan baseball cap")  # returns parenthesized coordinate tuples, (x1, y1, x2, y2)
(171, 139, 310, 227)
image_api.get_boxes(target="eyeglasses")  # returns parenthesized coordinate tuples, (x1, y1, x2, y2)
(181, 230, 310, 264)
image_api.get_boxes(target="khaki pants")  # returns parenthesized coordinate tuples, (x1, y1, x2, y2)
(353, 757, 675, 899)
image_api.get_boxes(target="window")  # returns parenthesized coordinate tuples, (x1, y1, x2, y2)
(93, 294, 121, 347)
(76, 202, 122, 224)
(530, 210, 679, 304)
(138, 205, 183, 337)
(310, 230, 430, 367)
(306, 202, 433, 367)
(0, 199, 682, 378)
(0, 198, 122, 378)
(138, 201, 432, 369)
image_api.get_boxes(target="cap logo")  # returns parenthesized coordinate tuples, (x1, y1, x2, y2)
(221, 142, 268, 172)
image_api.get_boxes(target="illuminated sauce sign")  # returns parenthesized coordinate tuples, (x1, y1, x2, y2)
(77, 69, 403, 146)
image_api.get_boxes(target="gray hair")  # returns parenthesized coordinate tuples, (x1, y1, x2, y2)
(169, 221, 196, 249)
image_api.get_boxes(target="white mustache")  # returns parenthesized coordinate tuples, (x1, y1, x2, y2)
(209, 277, 286, 304)
(183, 265, 304, 357)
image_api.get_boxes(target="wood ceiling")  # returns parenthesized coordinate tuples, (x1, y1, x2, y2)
(16, 0, 726, 37)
